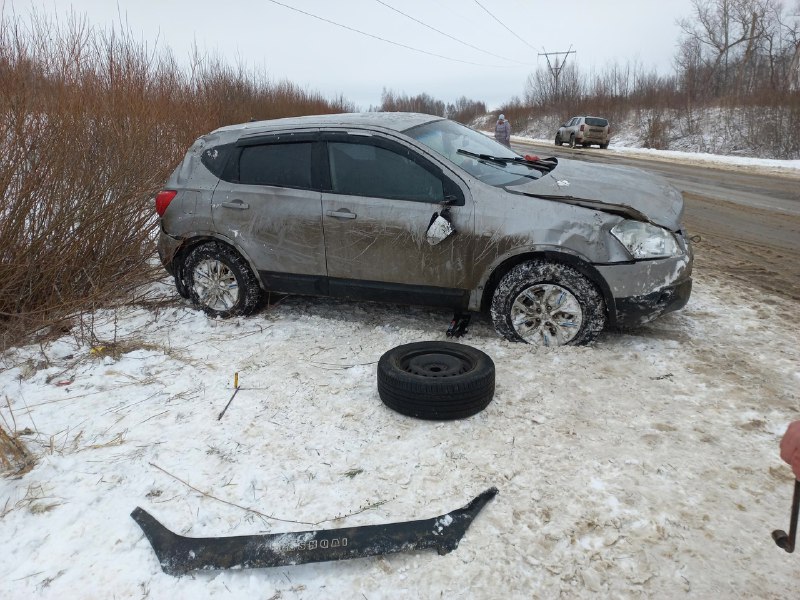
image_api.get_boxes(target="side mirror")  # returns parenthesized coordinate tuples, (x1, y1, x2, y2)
(426, 211, 456, 246)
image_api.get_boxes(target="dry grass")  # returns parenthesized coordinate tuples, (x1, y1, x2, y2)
(0, 10, 353, 348)
(0, 424, 35, 476)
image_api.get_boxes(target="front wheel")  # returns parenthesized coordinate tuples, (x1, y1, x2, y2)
(183, 242, 262, 318)
(490, 260, 606, 346)
(555, 133, 562, 145)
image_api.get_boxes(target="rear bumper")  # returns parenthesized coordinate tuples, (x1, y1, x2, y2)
(157, 229, 183, 275)
(576, 136, 609, 144)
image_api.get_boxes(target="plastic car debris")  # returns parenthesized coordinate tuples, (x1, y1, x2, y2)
(132, 487, 498, 576)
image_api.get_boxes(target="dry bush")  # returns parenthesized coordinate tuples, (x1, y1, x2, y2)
(641, 112, 670, 150)
(494, 97, 531, 133)
(446, 96, 486, 124)
(376, 88, 446, 116)
(738, 101, 800, 158)
(0, 424, 34, 476)
(0, 11, 353, 348)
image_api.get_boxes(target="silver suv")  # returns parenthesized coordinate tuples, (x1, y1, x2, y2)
(156, 112, 691, 346)
(556, 116, 611, 148)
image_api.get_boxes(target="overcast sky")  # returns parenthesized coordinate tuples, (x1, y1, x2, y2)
(10, 0, 698, 110)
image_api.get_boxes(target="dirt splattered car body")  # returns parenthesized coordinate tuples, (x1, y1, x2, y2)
(155, 112, 692, 345)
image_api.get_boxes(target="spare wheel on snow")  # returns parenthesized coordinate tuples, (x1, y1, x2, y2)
(377, 341, 495, 420)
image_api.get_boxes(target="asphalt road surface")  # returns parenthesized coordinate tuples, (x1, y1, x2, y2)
(515, 140, 800, 304)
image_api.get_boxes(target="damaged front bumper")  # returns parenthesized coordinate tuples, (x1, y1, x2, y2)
(613, 278, 692, 328)
(596, 250, 693, 328)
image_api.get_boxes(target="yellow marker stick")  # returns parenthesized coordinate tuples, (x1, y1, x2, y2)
(219, 372, 241, 421)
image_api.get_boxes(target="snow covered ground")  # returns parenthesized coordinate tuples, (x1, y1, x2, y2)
(1, 262, 799, 597)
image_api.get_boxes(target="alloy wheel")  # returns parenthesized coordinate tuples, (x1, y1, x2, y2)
(510, 283, 584, 346)
(191, 258, 240, 311)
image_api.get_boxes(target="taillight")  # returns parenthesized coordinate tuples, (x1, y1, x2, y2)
(155, 190, 177, 217)
(580, 124, 585, 132)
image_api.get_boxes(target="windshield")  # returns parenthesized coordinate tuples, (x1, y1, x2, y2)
(404, 119, 547, 187)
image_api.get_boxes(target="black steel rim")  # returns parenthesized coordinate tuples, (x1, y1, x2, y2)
(400, 349, 474, 378)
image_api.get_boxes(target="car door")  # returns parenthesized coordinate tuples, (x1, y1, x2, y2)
(210, 132, 328, 294)
(567, 117, 579, 138)
(320, 131, 474, 307)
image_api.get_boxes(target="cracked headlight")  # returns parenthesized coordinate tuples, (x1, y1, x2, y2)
(611, 220, 682, 259)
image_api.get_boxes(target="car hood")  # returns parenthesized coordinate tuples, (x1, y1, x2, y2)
(507, 158, 684, 230)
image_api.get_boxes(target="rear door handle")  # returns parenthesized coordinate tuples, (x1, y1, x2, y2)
(327, 209, 357, 219)
(222, 200, 249, 210)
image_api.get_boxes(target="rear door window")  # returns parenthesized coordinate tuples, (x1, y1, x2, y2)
(327, 141, 444, 203)
(238, 142, 313, 188)
(201, 143, 235, 177)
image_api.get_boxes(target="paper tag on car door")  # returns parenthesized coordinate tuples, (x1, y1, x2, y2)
(426, 213, 455, 246)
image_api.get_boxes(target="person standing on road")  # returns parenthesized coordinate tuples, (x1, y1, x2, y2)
(780, 421, 800, 478)
(495, 114, 511, 147)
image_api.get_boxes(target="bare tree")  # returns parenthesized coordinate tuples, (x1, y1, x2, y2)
(677, 0, 797, 96)
(377, 89, 446, 116)
(782, 0, 800, 89)
(445, 96, 487, 124)
(524, 63, 582, 109)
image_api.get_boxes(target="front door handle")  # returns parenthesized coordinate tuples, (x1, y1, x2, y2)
(221, 200, 249, 210)
(327, 209, 357, 220)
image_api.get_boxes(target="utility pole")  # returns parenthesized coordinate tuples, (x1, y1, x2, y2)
(538, 46, 576, 101)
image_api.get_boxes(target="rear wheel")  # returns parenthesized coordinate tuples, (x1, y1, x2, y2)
(600, 142, 609, 149)
(490, 260, 606, 346)
(183, 242, 262, 318)
(569, 134, 576, 148)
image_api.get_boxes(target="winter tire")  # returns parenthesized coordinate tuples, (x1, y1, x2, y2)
(377, 341, 495, 420)
(554, 134, 562, 146)
(174, 267, 191, 299)
(490, 260, 606, 346)
(569, 134, 577, 148)
(183, 242, 262, 318)
(600, 143, 609, 149)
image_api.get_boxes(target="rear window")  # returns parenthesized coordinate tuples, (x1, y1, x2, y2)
(200, 143, 234, 178)
(585, 118, 608, 127)
(238, 142, 313, 188)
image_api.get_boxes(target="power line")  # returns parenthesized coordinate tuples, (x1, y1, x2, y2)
(373, 0, 534, 66)
(539, 46, 576, 100)
(265, 0, 515, 68)
(472, 0, 538, 53)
